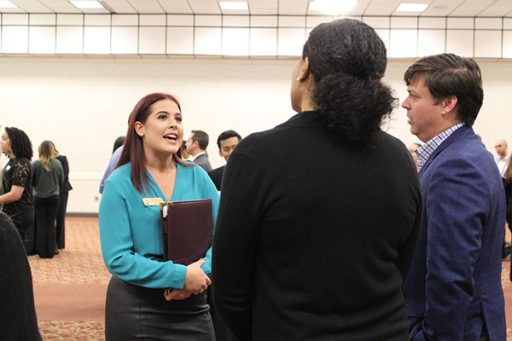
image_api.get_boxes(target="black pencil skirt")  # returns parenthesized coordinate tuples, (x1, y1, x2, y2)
(105, 276, 215, 341)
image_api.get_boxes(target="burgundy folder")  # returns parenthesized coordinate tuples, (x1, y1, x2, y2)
(160, 199, 213, 265)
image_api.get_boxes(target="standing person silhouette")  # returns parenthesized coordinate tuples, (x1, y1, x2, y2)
(99, 92, 219, 340)
(213, 18, 421, 340)
(0, 127, 36, 254)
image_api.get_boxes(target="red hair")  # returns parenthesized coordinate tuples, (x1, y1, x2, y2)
(117, 92, 190, 193)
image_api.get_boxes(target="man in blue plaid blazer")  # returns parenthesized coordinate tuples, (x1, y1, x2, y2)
(401, 53, 506, 340)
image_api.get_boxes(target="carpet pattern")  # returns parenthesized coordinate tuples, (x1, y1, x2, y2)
(30, 217, 109, 340)
(29, 217, 512, 340)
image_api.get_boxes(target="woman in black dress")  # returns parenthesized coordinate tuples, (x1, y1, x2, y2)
(0, 127, 35, 254)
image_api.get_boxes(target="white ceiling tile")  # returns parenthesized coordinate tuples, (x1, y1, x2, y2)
(157, 0, 192, 14)
(187, 0, 220, 14)
(248, 0, 277, 15)
(422, 0, 464, 16)
(126, 0, 165, 13)
(10, 0, 53, 13)
(103, 0, 137, 14)
(477, 0, 512, 17)
(449, 0, 494, 16)
(364, 0, 402, 16)
(42, 0, 84, 13)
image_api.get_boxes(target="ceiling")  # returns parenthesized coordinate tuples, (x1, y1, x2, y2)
(1, 0, 512, 17)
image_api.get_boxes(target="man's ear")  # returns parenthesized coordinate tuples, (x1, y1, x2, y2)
(134, 121, 144, 137)
(297, 57, 311, 82)
(441, 95, 458, 116)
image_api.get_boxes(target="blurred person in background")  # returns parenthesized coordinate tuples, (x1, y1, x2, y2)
(0, 127, 36, 254)
(32, 140, 63, 259)
(48, 141, 72, 250)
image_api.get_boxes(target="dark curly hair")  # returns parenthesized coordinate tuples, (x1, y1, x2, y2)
(303, 18, 395, 143)
(5, 127, 33, 160)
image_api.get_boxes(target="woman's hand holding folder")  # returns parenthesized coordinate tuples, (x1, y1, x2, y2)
(164, 259, 211, 301)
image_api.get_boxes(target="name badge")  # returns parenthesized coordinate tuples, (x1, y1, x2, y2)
(142, 197, 164, 207)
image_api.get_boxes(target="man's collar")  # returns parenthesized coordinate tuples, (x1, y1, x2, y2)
(191, 151, 206, 161)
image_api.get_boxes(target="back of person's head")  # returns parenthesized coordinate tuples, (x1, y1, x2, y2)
(47, 141, 60, 157)
(403, 53, 483, 126)
(113, 136, 126, 154)
(119, 92, 185, 193)
(38, 140, 56, 172)
(216, 130, 242, 149)
(4, 127, 33, 160)
(303, 18, 394, 143)
(191, 130, 209, 150)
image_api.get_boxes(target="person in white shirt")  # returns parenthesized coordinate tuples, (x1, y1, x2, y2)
(494, 138, 510, 179)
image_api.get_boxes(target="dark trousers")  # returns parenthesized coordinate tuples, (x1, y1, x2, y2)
(56, 191, 69, 249)
(4, 206, 36, 254)
(34, 196, 59, 259)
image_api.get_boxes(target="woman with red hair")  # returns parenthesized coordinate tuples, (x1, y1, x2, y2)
(99, 92, 219, 340)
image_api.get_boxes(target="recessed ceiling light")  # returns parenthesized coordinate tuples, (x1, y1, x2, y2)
(0, 0, 17, 8)
(309, 0, 357, 15)
(396, 3, 429, 12)
(219, 1, 248, 11)
(70, 0, 104, 9)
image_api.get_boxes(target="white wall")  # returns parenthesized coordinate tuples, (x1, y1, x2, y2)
(1, 57, 512, 213)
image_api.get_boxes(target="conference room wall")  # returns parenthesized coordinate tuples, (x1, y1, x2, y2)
(1, 57, 510, 213)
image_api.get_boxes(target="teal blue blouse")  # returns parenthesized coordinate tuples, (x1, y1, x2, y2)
(99, 162, 219, 289)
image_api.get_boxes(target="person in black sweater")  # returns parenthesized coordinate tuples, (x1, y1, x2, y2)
(213, 18, 422, 341)
(0, 211, 42, 340)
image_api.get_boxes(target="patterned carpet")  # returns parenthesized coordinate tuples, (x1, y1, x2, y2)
(29, 217, 512, 340)
(30, 217, 109, 340)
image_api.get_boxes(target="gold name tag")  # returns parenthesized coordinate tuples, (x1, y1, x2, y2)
(142, 197, 164, 207)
